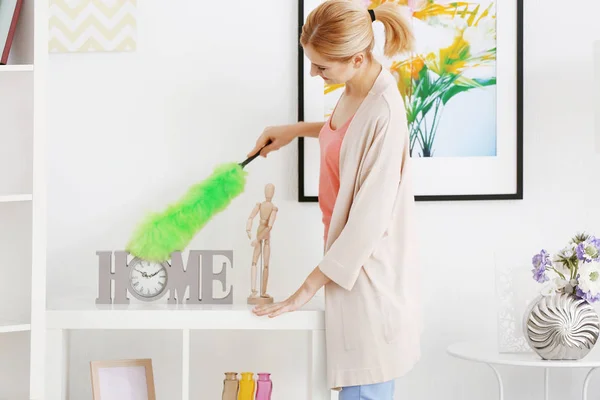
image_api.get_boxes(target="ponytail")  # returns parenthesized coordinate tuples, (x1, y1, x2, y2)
(372, 2, 415, 57)
(301, 0, 414, 61)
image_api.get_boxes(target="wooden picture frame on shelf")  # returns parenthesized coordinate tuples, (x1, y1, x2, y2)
(90, 358, 156, 400)
(297, 0, 524, 202)
(0, 0, 24, 65)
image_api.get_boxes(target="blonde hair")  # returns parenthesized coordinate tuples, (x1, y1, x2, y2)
(300, 0, 414, 61)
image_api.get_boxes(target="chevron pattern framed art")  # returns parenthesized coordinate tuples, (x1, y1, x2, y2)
(49, 0, 137, 53)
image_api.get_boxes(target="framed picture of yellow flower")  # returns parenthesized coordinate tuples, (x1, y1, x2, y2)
(298, 0, 523, 201)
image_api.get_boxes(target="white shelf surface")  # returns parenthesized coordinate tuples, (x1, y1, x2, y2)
(0, 64, 33, 72)
(0, 194, 32, 203)
(0, 319, 30, 333)
(46, 298, 325, 330)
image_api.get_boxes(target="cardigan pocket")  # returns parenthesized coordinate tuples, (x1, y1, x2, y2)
(341, 296, 360, 351)
(376, 295, 402, 344)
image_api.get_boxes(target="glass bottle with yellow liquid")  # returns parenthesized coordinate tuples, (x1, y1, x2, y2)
(237, 372, 255, 400)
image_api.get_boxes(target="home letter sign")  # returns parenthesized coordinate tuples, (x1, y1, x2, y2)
(95, 250, 234, 305)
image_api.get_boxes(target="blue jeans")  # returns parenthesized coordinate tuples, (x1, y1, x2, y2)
(339, 380, 395, 400)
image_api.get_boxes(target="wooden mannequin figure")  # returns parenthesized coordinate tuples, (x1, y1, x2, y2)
(246, 183, 278, 305)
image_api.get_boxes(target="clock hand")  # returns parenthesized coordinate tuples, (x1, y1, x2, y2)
(134, 268, 148, 278)
(148, 270, 161, 278)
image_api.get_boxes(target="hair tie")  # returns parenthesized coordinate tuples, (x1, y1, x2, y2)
(368, 9, 376, 22)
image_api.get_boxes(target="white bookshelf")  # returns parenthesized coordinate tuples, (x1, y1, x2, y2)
(45, 300, 329, 400)
(4, 1, 329, 398)
(0, 320, 30, 333)
(0, 0, 46, 399)
(0, 64, 33, 72)
(0, 194, 32, 202)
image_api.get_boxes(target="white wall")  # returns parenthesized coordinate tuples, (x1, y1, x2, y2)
(46, 0, 600, 399)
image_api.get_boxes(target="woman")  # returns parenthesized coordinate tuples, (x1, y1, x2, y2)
(250, 1, 422, 398)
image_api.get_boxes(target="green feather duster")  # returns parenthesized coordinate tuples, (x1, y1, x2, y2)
(126, 162, 247, 262)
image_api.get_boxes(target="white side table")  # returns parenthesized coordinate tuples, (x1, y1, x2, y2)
(447, 341, 600, 400)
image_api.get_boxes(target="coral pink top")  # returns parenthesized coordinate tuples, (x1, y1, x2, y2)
(319, 113, 354, 242)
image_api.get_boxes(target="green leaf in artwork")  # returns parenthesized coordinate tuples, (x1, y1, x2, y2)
(440, 77, 496, 104)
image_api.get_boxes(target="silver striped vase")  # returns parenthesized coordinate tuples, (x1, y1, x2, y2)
(524, 293, 600, 360)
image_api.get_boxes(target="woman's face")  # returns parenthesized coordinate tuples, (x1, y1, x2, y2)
(304, 45, 362, 85)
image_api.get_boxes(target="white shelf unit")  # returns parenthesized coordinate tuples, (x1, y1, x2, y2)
(0, 64, 33, 72)
(5, 2, 328, 399)
(0, 194, 33, 202)
(0, 0, 47, 399)
(0, 320, 31, 333)
(45, 301, 329, 400)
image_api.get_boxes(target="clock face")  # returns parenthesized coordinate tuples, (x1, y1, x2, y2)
(129, 259, 168, 299)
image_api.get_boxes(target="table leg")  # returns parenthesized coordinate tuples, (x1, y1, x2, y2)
(583, 367, 599, 400)
(544, 368, 549, 400)
(485, 363, 504, 400)
(45, 329, 69, 400)
(308, 330, 330, 400)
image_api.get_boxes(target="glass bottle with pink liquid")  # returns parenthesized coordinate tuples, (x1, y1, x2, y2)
(255, 373, 273, 400)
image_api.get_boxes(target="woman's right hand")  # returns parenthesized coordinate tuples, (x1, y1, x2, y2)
(247, 124, 298, 158)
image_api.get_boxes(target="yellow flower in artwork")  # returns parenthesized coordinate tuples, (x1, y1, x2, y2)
(413, 2, 472, 20)
(466, 3, 495, 28)
(366, 0, 494, 28)
(367, 0, 396, 9)
(324, 83, 345, 95)
(390, 56, 424, 98)
(436, 34, 470, 75)
(398, 56, 425, 80)
(409, 57, 425, 78)
(389, 60, 412, 98)
(368, 0, 426, 13)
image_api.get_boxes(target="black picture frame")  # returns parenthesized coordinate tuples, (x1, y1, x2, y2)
(297, 0, 523, 202)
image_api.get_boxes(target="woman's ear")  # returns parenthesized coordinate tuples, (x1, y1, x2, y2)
(352, 53, 365, 69)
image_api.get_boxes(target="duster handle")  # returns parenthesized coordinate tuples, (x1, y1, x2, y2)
(239, 140, 273, 168)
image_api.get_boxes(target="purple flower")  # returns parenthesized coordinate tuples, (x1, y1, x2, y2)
(532, 250, 551, 283)
(576, 237, 600, 263)
(576, 243, 587, 261)
(590, 236, 600, 256)
(532, 250, 550, 268)
(576, 287, 600, 303)
(533, 266, 549, 283)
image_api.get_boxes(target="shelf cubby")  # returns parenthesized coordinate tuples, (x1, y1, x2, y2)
(0, 73, 33, 197)
(0, 331, 31, 399)
(0, 202, 32, 324)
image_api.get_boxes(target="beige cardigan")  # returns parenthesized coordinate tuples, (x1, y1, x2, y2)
(318, 68, 422, 389)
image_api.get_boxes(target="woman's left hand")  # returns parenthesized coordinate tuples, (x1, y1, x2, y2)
(252, 283, 316, 318)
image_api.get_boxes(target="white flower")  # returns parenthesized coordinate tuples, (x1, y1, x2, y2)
(410, 19, 455, 56)
(463, 20, 495, 55)
(577, 261, 600, 296)
(561, 244, 576, 258)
